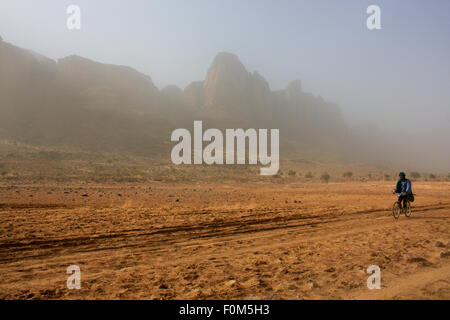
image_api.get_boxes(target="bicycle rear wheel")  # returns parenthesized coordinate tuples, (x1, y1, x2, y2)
(405, 201, 412, 217)
(392, 202, 401, 219)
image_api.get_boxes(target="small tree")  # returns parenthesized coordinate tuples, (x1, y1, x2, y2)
(0, 163, 6, 177)
(343, 171, 353, 178)
(320, 172, 330, 183)
(410, 172, 421, 179)
(368, 173, 372, 179)
(288, 170, 296, 177)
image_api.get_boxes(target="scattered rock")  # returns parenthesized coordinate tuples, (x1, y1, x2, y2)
(435, 241, 446, 248)
(279, 268, 289, 274)
(254, 260, 267, 266)
(305, 281, 319, 290)
(404, 253, 431, 265)
(40, 289, 57, 297)
(224, 280, 237, 287)
(325, 267, 336, 273)
(81, 193, 88, 197)
(440, 251, 450, 258)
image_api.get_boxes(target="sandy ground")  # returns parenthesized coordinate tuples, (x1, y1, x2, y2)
(0, 181, 449, 300)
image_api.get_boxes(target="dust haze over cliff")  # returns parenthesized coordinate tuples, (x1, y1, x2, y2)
(0, 37, 344, 155)
(0, 1, 449, 173)
(0, 32, 449, 172)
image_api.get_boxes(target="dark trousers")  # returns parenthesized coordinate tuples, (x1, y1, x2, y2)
(398, 195, 408, 209)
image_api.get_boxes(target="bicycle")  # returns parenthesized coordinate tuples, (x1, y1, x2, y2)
(392, 193, 413, 219)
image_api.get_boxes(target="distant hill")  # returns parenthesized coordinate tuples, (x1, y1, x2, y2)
(0, 36, 348, 159)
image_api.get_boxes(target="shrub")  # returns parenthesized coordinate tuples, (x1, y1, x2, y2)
(38, 151, 62, 161)
(384, 174, 390, 180)
(320, 172, 330, 183)
(410, 172, 421, 179)
(288, 170, 296, 177)
(343, 171, 353, 178)
(429, 173, 436, 179)
(305, 172, 313, 179)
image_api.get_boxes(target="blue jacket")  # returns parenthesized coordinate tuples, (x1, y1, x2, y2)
(394, 179, 412, 194)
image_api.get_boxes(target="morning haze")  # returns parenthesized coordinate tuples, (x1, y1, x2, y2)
(0, 0, 449, 172)
(2, 1, 450, 302)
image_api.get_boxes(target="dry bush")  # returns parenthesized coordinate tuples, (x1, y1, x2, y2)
(343, 171, 353, 178)
(288, 170, 296, 177)
(320, 172, 330, 183)
(410, 172, 421, 180)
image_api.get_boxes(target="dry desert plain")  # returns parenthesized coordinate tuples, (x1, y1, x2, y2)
(0, 180, 449, 299)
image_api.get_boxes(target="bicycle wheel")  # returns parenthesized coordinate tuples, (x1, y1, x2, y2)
(405, 201, 412, 217)
(392, 201, 401, 219)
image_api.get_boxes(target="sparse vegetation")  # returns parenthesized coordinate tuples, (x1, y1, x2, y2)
(429, 173, 436, 179)
(343, 171, 353, 178)
(320, 172, 330, 183)
(288, 170, 296, 177)
(384, 174, 390, 180)
(2, 140, 442, 185)
(410, 172, 421, 179)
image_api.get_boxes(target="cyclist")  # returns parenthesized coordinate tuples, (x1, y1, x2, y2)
(393, 172, 413, 209)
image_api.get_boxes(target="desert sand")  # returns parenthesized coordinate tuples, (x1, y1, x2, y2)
(0, 181, 449, 299)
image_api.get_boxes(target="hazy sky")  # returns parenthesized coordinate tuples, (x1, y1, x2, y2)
(1, 0, 449, 132)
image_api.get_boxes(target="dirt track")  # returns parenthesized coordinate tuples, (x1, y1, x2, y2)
(0, 181, 449, 299)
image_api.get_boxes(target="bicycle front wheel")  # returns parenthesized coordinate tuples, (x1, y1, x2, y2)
(392, 202, 401, 219)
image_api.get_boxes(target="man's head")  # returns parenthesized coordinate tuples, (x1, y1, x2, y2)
(399, 172, 406, 179)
